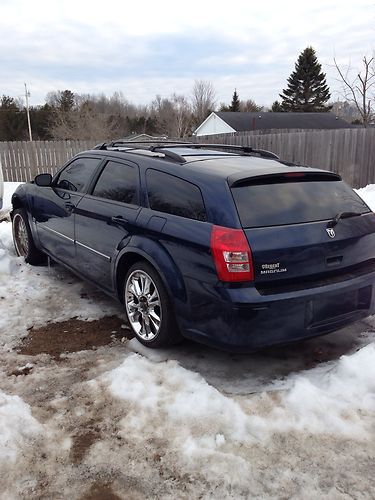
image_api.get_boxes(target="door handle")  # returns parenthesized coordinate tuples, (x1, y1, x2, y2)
(110, 216, 128, 226)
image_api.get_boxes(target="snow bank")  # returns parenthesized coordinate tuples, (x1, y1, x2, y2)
(0, 389, 41, 462)
(1, 182, 22, 214)
(250, 343, 375, 439)
(355, 184, 375, 211)
(106, 343, 375, 467)
(108, 354, 249, 443)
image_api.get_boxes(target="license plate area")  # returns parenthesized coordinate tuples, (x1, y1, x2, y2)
(307, 286, 372, 328)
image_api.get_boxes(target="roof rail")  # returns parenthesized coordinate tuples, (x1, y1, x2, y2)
(149, 147, 186, 163)
(92, 141, 188, 163)
(110, 140, 192, 147)
(158, 143, 279, 160)
(93, 142, 107, 150)
(92, 140, 279, 162)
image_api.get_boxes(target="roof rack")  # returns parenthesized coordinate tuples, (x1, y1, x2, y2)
(92, 141, 189, 163)
(92, 141, 279, 162)
(93, 140, 193, 150)
(154, 143, 279, 160)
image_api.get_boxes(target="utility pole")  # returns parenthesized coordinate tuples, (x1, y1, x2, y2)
(24, 83, 33, 141)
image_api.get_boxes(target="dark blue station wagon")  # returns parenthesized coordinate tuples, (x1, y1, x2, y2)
(11, 142, 375, 351)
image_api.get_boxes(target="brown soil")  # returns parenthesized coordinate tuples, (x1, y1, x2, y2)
(71, 429, 101, 464)
(81, 482, 122, 500)
(17, 316, 133, 358)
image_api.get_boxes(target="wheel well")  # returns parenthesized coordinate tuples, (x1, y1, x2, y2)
(11, 196, 24, 211)
(116, 252, 149, 303)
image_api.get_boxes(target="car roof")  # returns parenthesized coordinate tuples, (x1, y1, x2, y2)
(79, 144, 340, 187)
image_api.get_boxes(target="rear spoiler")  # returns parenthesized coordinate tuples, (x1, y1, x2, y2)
(228, 170, 342, 188)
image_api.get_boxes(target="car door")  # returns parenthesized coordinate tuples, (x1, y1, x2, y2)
(74, 159, 141, 291)
(34, 156, 103, 264)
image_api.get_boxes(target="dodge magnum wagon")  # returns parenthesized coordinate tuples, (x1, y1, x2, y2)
(11, 142, 375, 351)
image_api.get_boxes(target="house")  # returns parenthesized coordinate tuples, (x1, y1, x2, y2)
(193, 112, 353, 136)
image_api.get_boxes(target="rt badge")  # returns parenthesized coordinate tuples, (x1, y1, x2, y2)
(326, 228, 336, 238)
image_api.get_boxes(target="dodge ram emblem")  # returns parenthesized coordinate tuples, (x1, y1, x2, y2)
(326, 228, 336, 238)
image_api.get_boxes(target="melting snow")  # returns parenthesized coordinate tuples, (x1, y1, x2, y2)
(0, 181, 374, 497)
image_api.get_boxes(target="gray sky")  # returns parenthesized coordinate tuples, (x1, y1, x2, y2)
(1, 0, 373, 107)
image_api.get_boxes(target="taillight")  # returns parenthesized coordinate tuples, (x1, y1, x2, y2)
(210, 225, 254, 282)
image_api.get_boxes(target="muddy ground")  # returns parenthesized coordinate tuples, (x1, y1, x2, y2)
(0, 311, 374, 499)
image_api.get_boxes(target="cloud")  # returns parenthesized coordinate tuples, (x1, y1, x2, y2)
(0, 0, 373, 106)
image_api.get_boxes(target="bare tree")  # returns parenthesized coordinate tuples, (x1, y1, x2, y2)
(191, 80, 216, 126)
(240, 99, 264, 112)
(151, 95, 176, 137)
(334, 56, 375, 127)
(50, 102, 119, 140)
(172, 94, 192, 138)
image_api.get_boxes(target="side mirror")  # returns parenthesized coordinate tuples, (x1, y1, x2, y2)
(35, 173, 52, 187)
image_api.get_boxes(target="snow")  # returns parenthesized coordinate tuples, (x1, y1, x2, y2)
(355, 185, 375, 211)
(0, 181, 374, 497)
(0, 389, 42, 463)
(0, 182, 22, 215)
(106, 342, 375, 458)
(250, 343, 375, 438)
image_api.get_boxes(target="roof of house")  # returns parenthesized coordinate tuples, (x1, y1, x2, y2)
(214, 112, 353, 131)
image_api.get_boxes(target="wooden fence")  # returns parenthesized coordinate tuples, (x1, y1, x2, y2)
(0, 140, 98, 182)
(197, 128, 375, 188)
(1, 129, 374, 188)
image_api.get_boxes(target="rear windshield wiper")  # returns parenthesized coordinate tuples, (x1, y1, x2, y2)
(327, 211, 362, 228)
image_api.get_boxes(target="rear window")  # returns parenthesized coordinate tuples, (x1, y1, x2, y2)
(232, 180, 370, 228)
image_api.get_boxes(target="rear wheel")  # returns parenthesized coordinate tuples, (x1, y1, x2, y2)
(124, 261, 181, 348)
(12, 208, 46, 265)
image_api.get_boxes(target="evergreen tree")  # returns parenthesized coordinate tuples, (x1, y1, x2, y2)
(271, 100, 284, 112)
(57, 90, 75, 112)
(29, 104, 54, 140)
(229, 89, 240, 112)
(279, 47, 331, 112)
(0, 95, 26, 140)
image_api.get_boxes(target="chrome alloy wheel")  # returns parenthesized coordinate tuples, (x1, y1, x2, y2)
(13, 213, 29, 257)
(125, 270, 162, 341)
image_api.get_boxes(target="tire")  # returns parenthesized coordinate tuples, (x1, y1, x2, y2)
(124, 261, 181, 348)
(12, 208, 46, 265)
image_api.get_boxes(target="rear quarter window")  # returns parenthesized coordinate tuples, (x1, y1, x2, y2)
(232, 179, 370, 228)
(146, 169, 206, 222)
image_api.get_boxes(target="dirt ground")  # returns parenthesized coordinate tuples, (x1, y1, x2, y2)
(0, 315, 374, 499)
(17, 316, 133, 358)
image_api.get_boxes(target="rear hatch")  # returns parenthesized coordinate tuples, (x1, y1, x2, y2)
(230, 171, 375, 293)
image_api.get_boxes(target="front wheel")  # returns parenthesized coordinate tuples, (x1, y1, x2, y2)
(12, 208, 46, 265)
(124, 261, 181, 348)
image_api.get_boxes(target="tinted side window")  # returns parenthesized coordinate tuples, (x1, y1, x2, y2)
(56, 158, 101, 192)
(92, 161, 138, 205)
(147, 170, 206, 221)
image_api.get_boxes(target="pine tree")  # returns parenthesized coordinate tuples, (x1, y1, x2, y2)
(229, 89, 240, 112)
(58, 90, 75, 112)
(280, 47, 331, 112)
(271, 100, 284, 112)
(0, 95, 26, 140)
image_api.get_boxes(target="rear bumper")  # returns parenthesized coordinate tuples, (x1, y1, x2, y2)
(180, 272, 375, 352)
